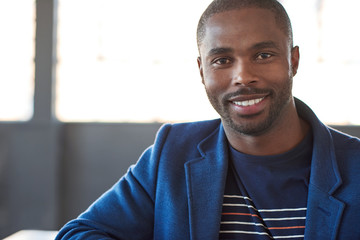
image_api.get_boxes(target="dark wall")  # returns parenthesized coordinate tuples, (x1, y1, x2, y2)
(0, 122, 60, 237)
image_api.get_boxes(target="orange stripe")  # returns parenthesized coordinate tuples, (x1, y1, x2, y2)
(222, 212, 261, 219)
(268, 226, 305, 230)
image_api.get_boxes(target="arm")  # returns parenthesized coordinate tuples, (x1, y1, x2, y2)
(56, 124, 171, 240)
(56, 166, 154, 239)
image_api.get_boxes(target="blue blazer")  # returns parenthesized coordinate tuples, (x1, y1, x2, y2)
(56, 99, 360, 240)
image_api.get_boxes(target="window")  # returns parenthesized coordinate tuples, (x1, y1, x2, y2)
(57, 0, 360, 124)
(282, 0, 360, 124)
(0, 1, 35, 121)
(56, 0, 216, 122)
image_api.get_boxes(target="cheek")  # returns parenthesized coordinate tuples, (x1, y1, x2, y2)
(203, 78, 226, 100)
(259, 63, 291, 84)
(203, 68, 231, 91)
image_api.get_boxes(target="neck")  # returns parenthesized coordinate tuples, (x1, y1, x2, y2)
(224, 101, 310, 156)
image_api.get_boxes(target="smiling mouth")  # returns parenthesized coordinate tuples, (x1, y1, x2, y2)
(232, 97, 265, 107)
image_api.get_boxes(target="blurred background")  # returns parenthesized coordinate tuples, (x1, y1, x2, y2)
(0, 0, 359, 238)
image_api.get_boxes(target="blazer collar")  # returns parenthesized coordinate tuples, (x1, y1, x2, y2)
(184, 123, 228, 240)
(296, 98, 342, 194)
(295, 99, 345, 240)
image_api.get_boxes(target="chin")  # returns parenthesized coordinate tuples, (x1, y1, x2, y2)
(225, 110, 277, 136)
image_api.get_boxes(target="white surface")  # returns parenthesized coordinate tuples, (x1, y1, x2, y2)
(4, 230, 58, 240)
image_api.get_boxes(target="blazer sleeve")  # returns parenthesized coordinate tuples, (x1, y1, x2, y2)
(55, 124, 171, 240)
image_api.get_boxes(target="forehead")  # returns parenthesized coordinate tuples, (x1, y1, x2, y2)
(200, 8, 289, 54)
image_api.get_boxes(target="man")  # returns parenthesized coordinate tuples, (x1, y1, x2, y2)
(56, 0, 360, 239)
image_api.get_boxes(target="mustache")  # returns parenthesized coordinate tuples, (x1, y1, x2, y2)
(223, 87, 272, 100)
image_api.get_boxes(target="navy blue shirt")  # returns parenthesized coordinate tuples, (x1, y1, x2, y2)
(220, 132, 313, 240)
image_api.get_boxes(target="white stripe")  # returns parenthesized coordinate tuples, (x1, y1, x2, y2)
(259, 208, 307, 212)
(220, 230, 304, 239)
(221, 221, 266, 228)
(222, 203, 257, 210)
(221, 221, 306, 234)
(273, 235, 304, 239)
(220, 230, 274, 238)
(263, 217, 306, 221)
(222, 204, 307, 214)
(223, 195, 253, 201)
(223, 196, 306, 212)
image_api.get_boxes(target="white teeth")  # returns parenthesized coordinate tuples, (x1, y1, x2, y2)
(233, 97, 264, 107)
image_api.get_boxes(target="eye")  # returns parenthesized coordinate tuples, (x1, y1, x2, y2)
(256, 53, 272, 60)
(213, 57, 232, 65)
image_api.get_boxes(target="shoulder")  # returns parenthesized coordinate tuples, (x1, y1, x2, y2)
(155, 119, 222, 145)
(329, 127, 360, 153)
(142, 118, 223, 164)
(327, 127, 360, 175)
(130, 119, 223, 195)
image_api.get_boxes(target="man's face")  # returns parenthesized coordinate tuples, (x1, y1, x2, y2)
(198, 8, 299, 136)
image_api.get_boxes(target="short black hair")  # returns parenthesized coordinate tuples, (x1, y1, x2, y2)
(196, 0, 293, 50)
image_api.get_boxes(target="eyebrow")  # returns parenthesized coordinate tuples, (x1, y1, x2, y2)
(207, 47, 234, 57)
(250, 41, 281, 51)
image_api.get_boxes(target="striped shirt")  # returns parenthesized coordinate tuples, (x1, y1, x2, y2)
(220, 132, 312, 239)
(220, 194, 306, 239)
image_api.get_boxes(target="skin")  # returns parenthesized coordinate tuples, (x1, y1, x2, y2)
(197, 8, 309, 156)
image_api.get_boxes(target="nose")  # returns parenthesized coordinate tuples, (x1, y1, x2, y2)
(233, 61, 258, 86)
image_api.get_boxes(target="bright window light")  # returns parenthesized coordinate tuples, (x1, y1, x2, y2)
(57, 0, 360, 124)
(0, 1, 35, 121)
(56, 0, 216, 123)
(282, 0, 360, 125)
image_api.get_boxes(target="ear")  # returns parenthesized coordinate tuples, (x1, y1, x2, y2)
(291, 46, 300, 76)
(197, 56, 205, 84)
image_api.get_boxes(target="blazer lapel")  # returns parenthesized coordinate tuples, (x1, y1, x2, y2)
(304, 120, 345, 240)
(184, 124, 229, 240)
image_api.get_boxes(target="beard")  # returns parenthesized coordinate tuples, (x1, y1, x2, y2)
(205, 79, 293, 136)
